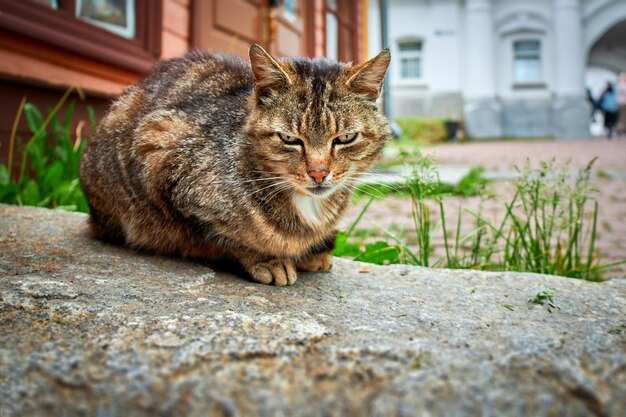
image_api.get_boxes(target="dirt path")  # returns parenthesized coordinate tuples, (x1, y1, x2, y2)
(340, 138, 626, 279)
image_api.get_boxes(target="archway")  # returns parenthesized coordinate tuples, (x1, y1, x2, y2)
(585, 17, 626, 135)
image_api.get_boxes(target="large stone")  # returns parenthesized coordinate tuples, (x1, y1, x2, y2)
(0, 204, 624, 417)
(501, 99, 553, 138)
(464, 98, 503, 139)
(552, 96, 591, 139)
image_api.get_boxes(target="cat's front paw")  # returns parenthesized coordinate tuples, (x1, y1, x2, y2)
(296, 252, 333, 272)
(248, 259, 298, 286)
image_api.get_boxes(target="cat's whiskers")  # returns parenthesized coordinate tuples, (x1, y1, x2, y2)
(340, 179, 386, 199)
(246, 179, 293, 199)
(256, 183, 295, 211)
(350, 172, 407, 196)
(340, 175, 407, 199)
(347, 182, 388, 199)
(204, 176, 286, 186)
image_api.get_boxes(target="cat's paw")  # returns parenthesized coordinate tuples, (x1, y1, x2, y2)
(248, 259, 298, 286)
(296, 252, 333, 272)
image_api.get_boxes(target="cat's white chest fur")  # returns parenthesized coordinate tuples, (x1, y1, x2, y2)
(292, 194, 325, 225)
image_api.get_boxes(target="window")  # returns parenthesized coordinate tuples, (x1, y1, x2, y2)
(31, 0, 58, 8)
(0, 0, 162, 73)
(76, 0, 136, 39)
(513, 40, 541, 84)
(399, 41, 422, 80)
(325, 0, 356, 62)
(282, 0, 297, 23)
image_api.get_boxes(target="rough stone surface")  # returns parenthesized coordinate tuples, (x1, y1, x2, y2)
(501, 99, 552, 138)
(464, 99, 503, 138)
(1, 204, 625, 417)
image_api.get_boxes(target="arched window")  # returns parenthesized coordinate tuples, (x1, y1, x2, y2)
(398, 40, 422, 80)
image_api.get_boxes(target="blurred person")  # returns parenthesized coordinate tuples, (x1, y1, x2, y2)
(586, 87, 599, 122)
(617, 73, 626, 135)
(599, 82, 618, 139)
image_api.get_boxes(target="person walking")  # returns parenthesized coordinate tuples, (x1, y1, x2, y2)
(599, 82, 618, 139)
(616, 73, 626, 135)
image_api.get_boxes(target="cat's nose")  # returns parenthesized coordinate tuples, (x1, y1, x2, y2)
(308, 169, 330, 183)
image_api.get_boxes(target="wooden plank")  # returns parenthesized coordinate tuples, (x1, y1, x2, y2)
(276, 23, 301, 57)
(0, 31, 140, 96)
(161, 29, 189, 59)
(215, 0, 260, 43)
(163, 0, 190, 38)
(0, 48, 131, 96)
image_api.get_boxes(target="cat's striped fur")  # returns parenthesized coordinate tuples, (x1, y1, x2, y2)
(80, 44, 391, 286)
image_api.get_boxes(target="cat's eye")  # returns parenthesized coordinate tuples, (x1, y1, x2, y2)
(332, 133, 359, 146)
(277, 133, 304, 147)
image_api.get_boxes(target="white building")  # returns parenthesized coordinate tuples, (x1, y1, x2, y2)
(368, 0, 626, 138)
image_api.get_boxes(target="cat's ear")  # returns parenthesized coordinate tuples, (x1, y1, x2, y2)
(249, 44, 291, 101)
(347, 49, 391, 100)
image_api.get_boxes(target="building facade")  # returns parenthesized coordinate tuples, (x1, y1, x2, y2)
(0, 0, 367, 167)
(368, 0, 626, 139)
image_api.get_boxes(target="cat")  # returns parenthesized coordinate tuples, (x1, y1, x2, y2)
(79, 44, 391, 286)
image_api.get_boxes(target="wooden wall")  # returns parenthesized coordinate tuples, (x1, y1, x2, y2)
(162, 0, 192, 59)
(0, 0, 369, 167)
(0, 0, 192, 169)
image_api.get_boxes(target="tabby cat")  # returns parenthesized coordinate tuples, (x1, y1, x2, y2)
(80, 44, 391, 286)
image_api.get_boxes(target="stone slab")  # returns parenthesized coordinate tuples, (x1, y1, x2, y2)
(1, 204, 625, 416)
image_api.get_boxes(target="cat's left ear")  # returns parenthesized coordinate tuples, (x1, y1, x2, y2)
(249, 44, 291, 101)
(347, 49, 391, 100)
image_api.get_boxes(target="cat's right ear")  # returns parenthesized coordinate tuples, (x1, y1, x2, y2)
(249, 44, 291, 102)
(347, 49, 391, 101)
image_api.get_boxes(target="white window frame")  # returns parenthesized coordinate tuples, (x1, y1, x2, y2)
(397, 39, 423, 82)
(513, 39, 542, 85)
(282, 0, 297, 24)
(76, 0, 136, 39)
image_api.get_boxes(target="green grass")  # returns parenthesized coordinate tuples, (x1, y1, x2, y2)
(395, 117, 448, 144)
(595, 170, 610, 179)
(0, 87, 94, 212)
(380, 118, 449, 165)
(335, 157, 625, 280)
(353, 166, 488, 200)
(530, 289, 560, 313)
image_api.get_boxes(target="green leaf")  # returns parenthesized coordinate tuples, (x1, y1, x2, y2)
(41, 162, 64, 194)
(51, 180, 71, 202)
(53, 146, 69, 165)
(355, 241, 401, 265)
(26, 141, 46, 181)
(87, 105, 97, 132)
(62, 99, 76, 131)
(24, 103, 45, 134)
(0, 164, 9, 186)
(332, 231, 362, 257)
(74, 188, 89, 213)
(21, 180, 41, 206)
(0, 183, 19, 203)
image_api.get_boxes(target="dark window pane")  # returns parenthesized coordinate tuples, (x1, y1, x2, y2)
(399, 41, 421, 52)
(514, 41, 539, 54)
